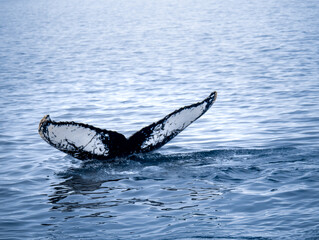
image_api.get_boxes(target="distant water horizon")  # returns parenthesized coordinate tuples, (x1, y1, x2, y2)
(1, 0, 319, 239)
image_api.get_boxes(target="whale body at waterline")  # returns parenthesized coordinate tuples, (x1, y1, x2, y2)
(38, 91, 217, 160)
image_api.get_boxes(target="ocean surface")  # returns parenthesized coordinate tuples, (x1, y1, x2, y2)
(1, 0, 319, 239)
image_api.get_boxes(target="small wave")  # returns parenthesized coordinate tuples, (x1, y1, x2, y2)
(55, 147, 298, 185)
(129, 147, 296, 161)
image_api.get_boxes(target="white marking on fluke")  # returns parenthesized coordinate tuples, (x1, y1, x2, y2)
(38, 91, 217, 160)
(140, 102, 208, 149)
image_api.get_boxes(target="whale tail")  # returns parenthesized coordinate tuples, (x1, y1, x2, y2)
(38, 115, 128, 160)
(127, 91, 217, 154)
(38, 91, 217, 160)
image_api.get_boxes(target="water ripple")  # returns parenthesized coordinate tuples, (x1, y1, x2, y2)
(1, 0, 319, 239)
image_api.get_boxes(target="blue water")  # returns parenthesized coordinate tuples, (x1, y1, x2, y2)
(1, 0, 319, 239)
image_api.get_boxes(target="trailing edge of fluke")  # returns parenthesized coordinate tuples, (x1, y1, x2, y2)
(39, 91, 217, 160)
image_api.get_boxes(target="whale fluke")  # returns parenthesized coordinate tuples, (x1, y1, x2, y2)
(39, 91, 217, 160)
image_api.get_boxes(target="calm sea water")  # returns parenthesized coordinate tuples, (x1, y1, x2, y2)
(1, 0, 319, 239)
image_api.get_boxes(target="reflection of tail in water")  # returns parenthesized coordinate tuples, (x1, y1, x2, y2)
(48, 148, 296, 211)
(39, 91, 217, 161)
(48, 175, 124, 206)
